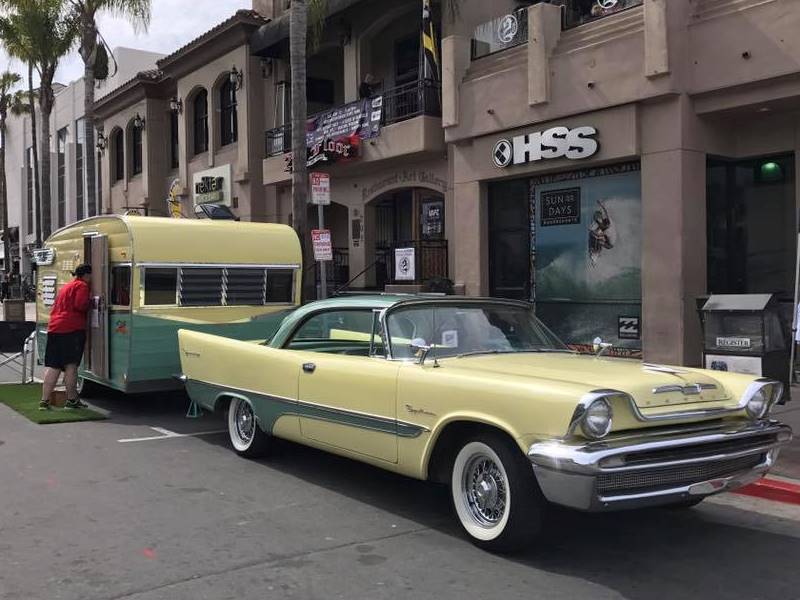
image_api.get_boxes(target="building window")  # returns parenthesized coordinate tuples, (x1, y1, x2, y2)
(193, 89, 208, 155)
(130, 122, 142, 176)
(112, 129, 124, 182)
(220, 79, 238, 147)
(57, 127, 67, 228)
(170, 110, 179, 169)
(75, 118, 85, 220)
(95, 151, 102, 216)
(25, 147, 33, 235)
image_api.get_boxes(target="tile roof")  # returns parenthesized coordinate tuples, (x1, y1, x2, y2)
(157, 9, 269, 70)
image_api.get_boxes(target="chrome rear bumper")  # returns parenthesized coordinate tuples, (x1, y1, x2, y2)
(528, 420, 792, 511)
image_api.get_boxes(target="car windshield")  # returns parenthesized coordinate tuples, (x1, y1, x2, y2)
(386, 303, 569, 360)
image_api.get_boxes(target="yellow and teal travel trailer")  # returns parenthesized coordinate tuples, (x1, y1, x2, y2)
(35, 215, 302, 394)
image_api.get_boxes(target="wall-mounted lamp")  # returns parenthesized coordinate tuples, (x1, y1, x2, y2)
(230, 66, 243, 91)
(96, 131, 107, 152)
(169, 96, 183, 113)
(133, 113, 146, 129)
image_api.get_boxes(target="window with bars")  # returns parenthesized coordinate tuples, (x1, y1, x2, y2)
(193, 90, 209, 155)
(141, 266, 296, 307)
(130, 123, 143, 176)
(76, 118, 85, 220)
(220, 79, 238, 147)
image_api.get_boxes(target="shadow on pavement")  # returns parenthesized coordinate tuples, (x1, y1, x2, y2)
(219, 435, 800, 600)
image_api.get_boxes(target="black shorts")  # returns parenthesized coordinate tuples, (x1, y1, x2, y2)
(44, 331, 86, 369)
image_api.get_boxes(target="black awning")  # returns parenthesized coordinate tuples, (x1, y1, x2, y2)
(250, 0, 365, 57)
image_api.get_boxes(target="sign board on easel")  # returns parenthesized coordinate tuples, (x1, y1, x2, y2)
(395, 247, 416, 281)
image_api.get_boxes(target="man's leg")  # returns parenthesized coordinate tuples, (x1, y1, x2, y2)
(64, 364, 88, 409)
(39, 367, 61, 410)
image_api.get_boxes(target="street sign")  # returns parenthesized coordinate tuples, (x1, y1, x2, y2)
(394, 247, 416, 281)
(310, 172, 331, 205)
(311, 229, 333, 261)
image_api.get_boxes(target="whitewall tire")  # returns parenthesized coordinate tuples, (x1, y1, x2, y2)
(450, 434, 544, 552)
(227, 396, 271, 458)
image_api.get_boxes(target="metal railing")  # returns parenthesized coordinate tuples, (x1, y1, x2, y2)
(264, 79, 441, 158)
(375, 239, 448, 287)
(315, 247, 350, 290)
(471, 7, 529, 60)
(553, 0, 644, 30)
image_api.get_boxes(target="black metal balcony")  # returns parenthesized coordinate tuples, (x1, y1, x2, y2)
(265, 79, 441, 158)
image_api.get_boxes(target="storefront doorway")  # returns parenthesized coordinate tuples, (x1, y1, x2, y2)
(367, 188, 446, 289)
(707, 154, 796, 299)
(307, 201, 350, 290)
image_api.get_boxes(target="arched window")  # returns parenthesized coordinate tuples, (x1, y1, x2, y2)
(220, 78, 238, 146)
(130, 121, 143, 176)
(112, 129, 124, 182)
(193, 90, 208, 155)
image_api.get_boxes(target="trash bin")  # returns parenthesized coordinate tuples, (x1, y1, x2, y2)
(699, 294, 790, 401)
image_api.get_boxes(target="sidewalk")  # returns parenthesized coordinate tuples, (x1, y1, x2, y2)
(769, 398, 800, 480)
(0, 302, 42, 384)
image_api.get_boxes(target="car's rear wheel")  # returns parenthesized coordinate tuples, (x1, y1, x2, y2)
(227, 396, 271, 458)
(450, 434, 544, 553)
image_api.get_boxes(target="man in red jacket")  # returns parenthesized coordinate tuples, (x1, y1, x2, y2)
(39, 264, 92, 410)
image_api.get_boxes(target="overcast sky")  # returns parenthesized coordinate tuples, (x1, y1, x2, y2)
(0, 0, 249, 87)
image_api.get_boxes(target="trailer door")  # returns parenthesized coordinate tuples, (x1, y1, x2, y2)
(87, 234, 109, 379)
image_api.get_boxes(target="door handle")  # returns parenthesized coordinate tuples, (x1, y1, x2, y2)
(302, 362, 316, 374)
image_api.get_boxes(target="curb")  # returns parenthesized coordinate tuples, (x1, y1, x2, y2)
(734, 477, 800, 506)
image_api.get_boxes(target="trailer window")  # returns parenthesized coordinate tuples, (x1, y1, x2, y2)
(179, 267, 224, 306)
(226, 268, 266, 306)
(143, 268, 178, 305)
(267, 269, 294, 303)
(111, 266, 131, 306)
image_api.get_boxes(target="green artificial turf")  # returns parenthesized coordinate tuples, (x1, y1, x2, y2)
(0, 383, 106, 424)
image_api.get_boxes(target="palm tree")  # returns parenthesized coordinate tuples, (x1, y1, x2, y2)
(0, 0, 77, 242)
(290, 0, 326, 301)
(0, 70, 21, 274)
(69, 0, 150, 218)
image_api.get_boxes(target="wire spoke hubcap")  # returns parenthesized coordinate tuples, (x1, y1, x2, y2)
(463, 455, 507, 527)
(234, 401, 255, 445)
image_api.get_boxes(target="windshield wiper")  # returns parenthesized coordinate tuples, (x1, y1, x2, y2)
(456, 348, 576, 358)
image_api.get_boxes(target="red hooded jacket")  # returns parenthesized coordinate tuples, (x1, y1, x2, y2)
(48, 279, 91, 334)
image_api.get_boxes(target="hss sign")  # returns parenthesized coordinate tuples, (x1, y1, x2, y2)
(493, 126, 599, 168)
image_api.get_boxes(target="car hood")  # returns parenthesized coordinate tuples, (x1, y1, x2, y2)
(442, 353, 732, 409)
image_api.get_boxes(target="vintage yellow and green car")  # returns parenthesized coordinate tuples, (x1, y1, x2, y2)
(178, 295, 792, 551)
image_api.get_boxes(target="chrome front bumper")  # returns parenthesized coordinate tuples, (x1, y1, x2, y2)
(528, 420, 792, 511)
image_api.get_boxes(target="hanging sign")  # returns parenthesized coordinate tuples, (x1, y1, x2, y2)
(192, 164, 232, 206)
(33, 248, 55, 266)
(41, 276, 57, 307)
(167, 178, 184, 218)
(311, 229, 333, 262)
(310, 172, 331, 205)
(394, 247, 416, 281)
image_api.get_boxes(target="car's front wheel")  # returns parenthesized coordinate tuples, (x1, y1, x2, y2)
(227, 396, 271, 458)
(450, 434, 544, 552)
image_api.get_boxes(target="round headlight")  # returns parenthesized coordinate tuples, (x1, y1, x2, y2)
(581, 398, 612, 439)
(745, 386, 770, 420)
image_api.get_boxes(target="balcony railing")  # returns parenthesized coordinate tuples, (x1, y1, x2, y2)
(555, 0, 643, 30)
(375, 239, 448, 288)
(265, 79, 441, 158)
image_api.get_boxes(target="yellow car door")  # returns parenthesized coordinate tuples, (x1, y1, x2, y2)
(286, 309, 401, 463)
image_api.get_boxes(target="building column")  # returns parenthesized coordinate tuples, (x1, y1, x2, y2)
(641, 147, 706, 366)
(452, 180, 487, 296)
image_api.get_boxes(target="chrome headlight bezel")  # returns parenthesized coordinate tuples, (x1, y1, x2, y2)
(741, 379, 783, 420)
(571, 392, 614, 440)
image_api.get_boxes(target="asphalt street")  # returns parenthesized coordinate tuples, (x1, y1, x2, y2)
(1, 391, 799, 600)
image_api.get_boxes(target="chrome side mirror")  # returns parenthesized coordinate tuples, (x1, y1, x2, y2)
(410, 337, 432, 365)
(593, 336, 612, 357)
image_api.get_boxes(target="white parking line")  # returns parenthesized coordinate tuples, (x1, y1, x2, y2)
(118, 426, 226, 443)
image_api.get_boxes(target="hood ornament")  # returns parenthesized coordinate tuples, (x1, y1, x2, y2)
(592, 337, 612, 358)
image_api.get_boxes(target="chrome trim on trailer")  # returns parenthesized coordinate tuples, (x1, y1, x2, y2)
(528, 420, 792, 511)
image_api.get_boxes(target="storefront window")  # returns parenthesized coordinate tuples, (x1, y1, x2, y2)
(707, 154, 796, 298)
(488, 179, 532, 300)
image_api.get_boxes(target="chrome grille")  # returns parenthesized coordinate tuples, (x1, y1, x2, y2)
(597, 454, 764, 495)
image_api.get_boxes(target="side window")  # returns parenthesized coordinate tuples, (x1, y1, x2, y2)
(110, 266, 131, 306)
(288, 310, 381, 355)
(143, 268, 178, 305)
(267, 269, 294, 303)
(179, 267, 223, 306)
